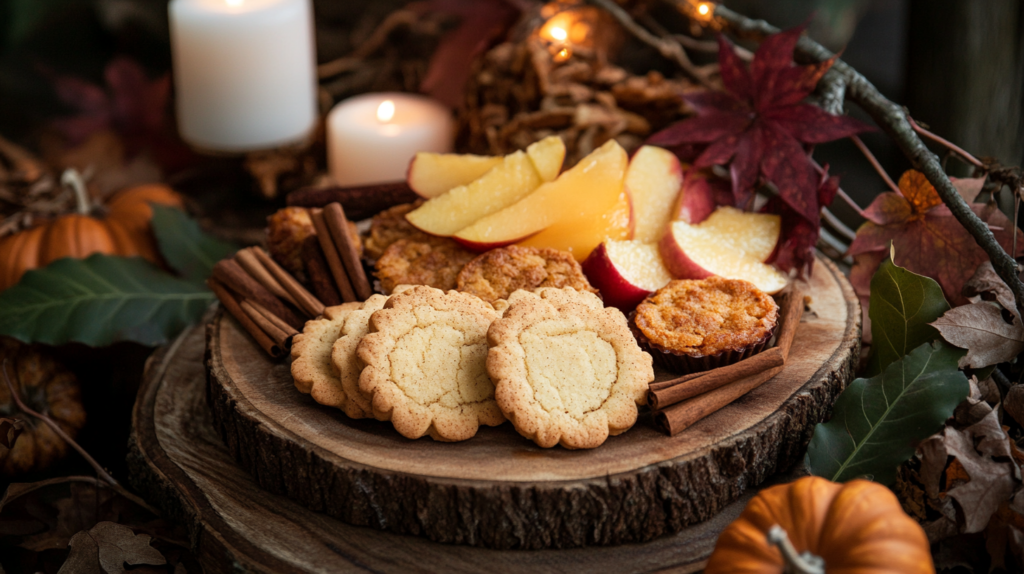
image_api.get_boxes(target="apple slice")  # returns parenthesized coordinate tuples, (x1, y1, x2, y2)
(407, 153, 502, 199)
(526, 135, 566, 182)
(625, 146, 683, 243)
(659, 207, 788, 294)
(405, 150, 542, 237)
(582, 240, 672, 311)
(454, 140, 629, 253)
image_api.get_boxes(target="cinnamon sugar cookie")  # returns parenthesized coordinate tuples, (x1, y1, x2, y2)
(457, 246, 597, 304)
(330, 293, 389, 419)
(290, 302, 363, 410)
(363, 200, 426, 260)
(357, 286, 505, 441)
(375, 236, 477, 294)
(487, 288, 652, 449)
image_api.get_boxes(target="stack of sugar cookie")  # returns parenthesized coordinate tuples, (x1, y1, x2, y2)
(290, 285, 654, 449)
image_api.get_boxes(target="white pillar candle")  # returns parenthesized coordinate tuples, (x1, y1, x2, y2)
(169, 0, 317, 152)
(327, 93, 454, 187)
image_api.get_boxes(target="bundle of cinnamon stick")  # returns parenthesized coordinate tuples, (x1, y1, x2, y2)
(209, 201, 373, 358)
(650, 286, 805, 436)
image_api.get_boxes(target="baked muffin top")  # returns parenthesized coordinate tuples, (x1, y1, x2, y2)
(456, 245, 597, 304)
(633, 277, 778, 357)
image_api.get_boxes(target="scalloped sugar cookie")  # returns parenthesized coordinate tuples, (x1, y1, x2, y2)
(357, 285, 505, 441)
(330, 293, 389, 419)
(290, 302, 363, 414)
(487, 288, 653, 449)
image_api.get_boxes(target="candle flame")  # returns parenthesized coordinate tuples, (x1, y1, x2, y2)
(554, 47, 571, 63)
(377, 100, 396, 123)
(549, 26, 568, 42)
(697, 2, 710, 15)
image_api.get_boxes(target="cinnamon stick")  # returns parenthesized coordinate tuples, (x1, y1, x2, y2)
(310, 208, 357, 302)
(323, 202, 372, 300)
(212, 259, 303, 330)
(250, 247, 326, 318)
(240, 300, 293, 350)
(647, 285, 806, 410)
(655, 365, 786, 436)
(234, 248, 300, 308)
(286, 182, 418, 219)
(775, 286, 806, 361)
(208, 279, 283, 358)
(301, 235, 342, 306)
(648, 347, 784, 410)
(246, 299, 299, 340)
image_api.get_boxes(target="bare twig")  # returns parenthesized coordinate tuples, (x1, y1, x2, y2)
(587, 0, 716, 89)
(710, 3, 1024, 323)
(851, 135, 900, 194)
(909, 117, 985, 169)
(318, 9, 422, 79)
(821, 207, 857, 244)
(2, 359, 119, 488)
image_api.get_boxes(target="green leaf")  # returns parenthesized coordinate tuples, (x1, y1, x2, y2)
(866, 251, 951, 376)
(805, 341, 969, 485)
(151, 205, 236, 284)
(0, 255, 214, 347)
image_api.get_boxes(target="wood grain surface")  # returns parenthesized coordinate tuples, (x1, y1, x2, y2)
(196, 257, 858, 550)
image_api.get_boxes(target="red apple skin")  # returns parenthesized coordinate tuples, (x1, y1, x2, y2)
(452, 229, 543, 252)
(581, 242, 652, 312)
(658, 228, 714, 279)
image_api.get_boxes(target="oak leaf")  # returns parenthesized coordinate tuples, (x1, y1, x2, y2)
(58, 521, 166, 574)
(931, 301, 1024, 369)
(849, 170, 1024, 306)
(944, 423, 1018, 534)
(648, 25, 872, 273)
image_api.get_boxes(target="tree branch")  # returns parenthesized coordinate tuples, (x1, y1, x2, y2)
(587, 0, 717, 89)
(711, 4, 1024, 322)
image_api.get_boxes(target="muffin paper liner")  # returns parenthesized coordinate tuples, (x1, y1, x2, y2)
(629, 315, 778, 376)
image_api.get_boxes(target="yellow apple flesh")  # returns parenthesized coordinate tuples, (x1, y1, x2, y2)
(454, 140, 630, 257)
(582, 239, 672, 311)
(659, 207, 788, 293)
(407, 153, 503, 199)
(625, 146, 684, 243)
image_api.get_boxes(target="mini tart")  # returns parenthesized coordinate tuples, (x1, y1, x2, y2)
(487, 288, 653, 449)
(330, 294, 389, 419)
(290, 302, 363, 409)
(631, 277, 778, 374)
(357, 285, 505, 441)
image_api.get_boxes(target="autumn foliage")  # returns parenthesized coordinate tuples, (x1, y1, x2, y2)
(648, 25, 872, 275)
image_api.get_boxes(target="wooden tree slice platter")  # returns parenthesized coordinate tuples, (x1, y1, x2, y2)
(129, 325, 793, 573)
(187, 256, 859, 552)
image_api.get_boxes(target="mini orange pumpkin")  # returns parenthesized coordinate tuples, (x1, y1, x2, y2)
(0, 337, 86, 476)
(705, 476, 933, 574)
(0, 173, 183, 290)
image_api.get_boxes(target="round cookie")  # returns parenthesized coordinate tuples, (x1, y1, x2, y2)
(357, 285, 506, 441)
(456, 246, 597, 304)
(290, 302, 363, 411)
(330, 294, 389, 419)
(363, 200, 426, 260)
(374, 237, 477, 295)
(487, 288, 653, 449)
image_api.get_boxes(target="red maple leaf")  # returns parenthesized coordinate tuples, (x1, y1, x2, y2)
(849, 170, 1023, 305)
(647, 25, 871, 273)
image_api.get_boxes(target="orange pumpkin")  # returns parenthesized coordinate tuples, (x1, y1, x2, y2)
(705, 476, 933, 574)
(0, 179, 183, 291)
(0, 336, 86, 476)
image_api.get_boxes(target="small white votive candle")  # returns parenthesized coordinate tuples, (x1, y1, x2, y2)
(327, 93, 454, 187)
(169, 0, 318, 152)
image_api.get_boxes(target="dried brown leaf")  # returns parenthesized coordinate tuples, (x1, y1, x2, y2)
(963, 260, 1019, 319)
(945, 426, 1018, 533)
(932, 302, 1024, 369)
(918, 434, 948, 498)
(0, 416, 24, 449)
(1007, 384, 1024, 429)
